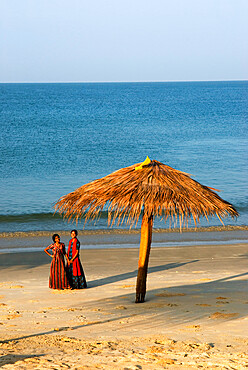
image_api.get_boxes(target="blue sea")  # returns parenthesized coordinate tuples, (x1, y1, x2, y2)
(0, 81, 247, 234)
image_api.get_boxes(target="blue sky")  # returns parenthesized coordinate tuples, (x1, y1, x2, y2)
(0, 0, 247, 82)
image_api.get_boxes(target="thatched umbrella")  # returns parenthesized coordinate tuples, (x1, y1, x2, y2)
(55, 158, 238, 303)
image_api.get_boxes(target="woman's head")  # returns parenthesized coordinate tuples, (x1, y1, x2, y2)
(71, 229, 78, 238)
(52, 233, 60, 242)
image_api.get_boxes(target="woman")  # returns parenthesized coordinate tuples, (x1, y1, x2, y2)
(44, 234, 70, 289)
(67, 230, 87, 289)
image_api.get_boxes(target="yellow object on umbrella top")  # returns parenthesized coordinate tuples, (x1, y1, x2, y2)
(135, 156, 151, 170)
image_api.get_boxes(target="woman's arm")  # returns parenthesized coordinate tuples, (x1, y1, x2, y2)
(70, 250, 78, 263)
(69, 240, 80, 264)
(61, 243, 70, 264)
(44, 245, 54, 257)
(64, 244, 70, 264)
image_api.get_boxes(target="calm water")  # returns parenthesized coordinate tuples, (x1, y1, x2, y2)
(0, 81, 247, 232)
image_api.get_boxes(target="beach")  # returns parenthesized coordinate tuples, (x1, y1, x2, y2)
(0, 230, 248, 369)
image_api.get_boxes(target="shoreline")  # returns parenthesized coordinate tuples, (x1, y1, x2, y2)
(0, 225, 247, 253)
(1, 239, 248, 255)
(1, 224, 247, 238)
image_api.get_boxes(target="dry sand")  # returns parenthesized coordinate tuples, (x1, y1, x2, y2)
(0, 242, 248, 369)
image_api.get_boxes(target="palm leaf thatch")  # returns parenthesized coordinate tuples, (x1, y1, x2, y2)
(55, 158, 238, 303)
(55, 159, 238, 228)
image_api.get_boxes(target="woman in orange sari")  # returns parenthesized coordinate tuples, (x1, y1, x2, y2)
(44, 234, 70, 289)
(67, 230, 87, 289)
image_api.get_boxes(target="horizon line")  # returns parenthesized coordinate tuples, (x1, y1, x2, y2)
(0, 79, 247, 84)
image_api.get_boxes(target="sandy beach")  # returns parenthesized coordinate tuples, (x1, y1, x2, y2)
(0, 233, 248, 369)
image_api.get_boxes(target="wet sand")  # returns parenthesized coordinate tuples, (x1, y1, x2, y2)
(0, 241, 248, 368)
(1, 225, 247, 252)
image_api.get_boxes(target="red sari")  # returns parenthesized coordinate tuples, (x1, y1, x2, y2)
(47, 243, 70, 289)
(67, 238, 87, 289)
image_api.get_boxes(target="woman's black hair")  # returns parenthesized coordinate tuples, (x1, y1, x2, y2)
(52, 233, 60, 242)
(71, 229, 78, 236)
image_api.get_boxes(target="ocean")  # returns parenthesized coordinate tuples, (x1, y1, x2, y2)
(0, 81, 247, 235)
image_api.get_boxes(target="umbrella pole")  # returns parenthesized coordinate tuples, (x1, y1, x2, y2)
(135, 212, 153, 303)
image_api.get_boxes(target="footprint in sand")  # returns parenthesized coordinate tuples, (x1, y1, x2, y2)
(115, 305, 127, 310)
(157, 359, 177, 366)
(155, 292, 185, 297)
(1, 312, 22, 320)
(154, 338, 176, 346)
(216, 301, 230, 304)
(209, 312, 238, 319)
(216, 296, 228, 300)
(216, 297, 230, 305)
(10, 285, 24, 289)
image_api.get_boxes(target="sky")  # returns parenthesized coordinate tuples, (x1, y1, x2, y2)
(0, 0, 247, 82)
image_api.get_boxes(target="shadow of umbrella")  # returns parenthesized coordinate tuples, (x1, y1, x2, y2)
(78, 272, 248, 331)
(1, 273, 246, 346)
(89, 260, 199, 287)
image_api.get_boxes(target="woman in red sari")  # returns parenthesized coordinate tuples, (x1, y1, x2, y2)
(44, 234, 70, 289)
(67, 230, 87, 289)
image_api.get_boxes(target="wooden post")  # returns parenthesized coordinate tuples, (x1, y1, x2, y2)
(135, 212, 153, 303)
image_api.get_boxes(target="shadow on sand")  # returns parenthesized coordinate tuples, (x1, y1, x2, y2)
(2, 271, 247, 344)
(0, 354, 45, 367)
(88, 260, 199, 287)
